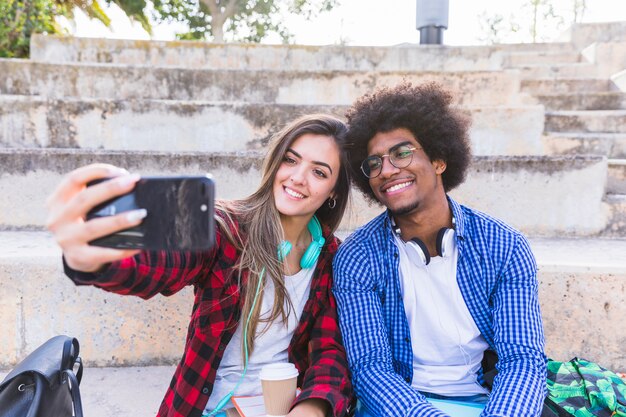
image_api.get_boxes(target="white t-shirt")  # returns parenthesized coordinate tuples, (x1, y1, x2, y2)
(205, 264, 315, 412)
(393, 233, 489, 396)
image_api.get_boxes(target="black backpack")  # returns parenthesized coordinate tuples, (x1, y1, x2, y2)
(0, 335, 84, 417)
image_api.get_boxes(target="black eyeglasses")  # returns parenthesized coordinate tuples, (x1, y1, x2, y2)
(360, 144, 420, 179)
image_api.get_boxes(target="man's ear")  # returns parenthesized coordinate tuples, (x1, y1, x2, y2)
(433, 160, 447, 175)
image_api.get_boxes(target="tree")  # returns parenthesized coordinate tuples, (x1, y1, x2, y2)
(0, 0, 152, 57)
(478, 0, 587, 44)
(1, 0, 337, 58)
(526, 0, 563, 43)
(152, 0, 339, 43)
(572, 0, 586, 23)
(477, 11, 520, 45)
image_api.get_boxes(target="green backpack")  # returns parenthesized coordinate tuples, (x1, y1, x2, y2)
(543, 358, 626, 417)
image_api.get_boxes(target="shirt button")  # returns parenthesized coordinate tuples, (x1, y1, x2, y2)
(218, 343, 226, 351)
(405, 377, 411, 383)
(404, 337, 410, 343)
(202, 387, 209, 394)
(393, 252, 398, 258)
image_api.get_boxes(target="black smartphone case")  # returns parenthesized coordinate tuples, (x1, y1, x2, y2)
(86, 176, 215, 251)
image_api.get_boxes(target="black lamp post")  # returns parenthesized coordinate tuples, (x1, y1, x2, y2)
(416, 0, 449, 44)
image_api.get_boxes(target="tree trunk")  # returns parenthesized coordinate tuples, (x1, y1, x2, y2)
(531, 0, 539, 43)
(200, 0, 239, 43)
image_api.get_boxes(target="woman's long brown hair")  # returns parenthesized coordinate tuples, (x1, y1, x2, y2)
(216, 114, 351, 356)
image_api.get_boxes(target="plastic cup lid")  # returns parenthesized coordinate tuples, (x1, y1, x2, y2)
(259, 362, 299, 380)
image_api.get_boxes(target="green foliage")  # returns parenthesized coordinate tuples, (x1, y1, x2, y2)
(0, 0, 152, 58)
(151, 0, 339, 43)
(0, 0, 337, 58)
(0, 0, 61, 58)
(106, 0, 152, 34)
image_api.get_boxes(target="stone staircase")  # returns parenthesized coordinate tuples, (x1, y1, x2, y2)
(1, 22, 625, 384)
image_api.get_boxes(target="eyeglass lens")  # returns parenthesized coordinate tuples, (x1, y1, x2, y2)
(361, 144, 415, 178)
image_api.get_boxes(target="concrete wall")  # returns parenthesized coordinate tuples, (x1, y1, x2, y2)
(0, 150, 610, 237)
(0, 59, 525, 107)
(0, 96, 544, 155)
(3, 234, 624, 369)
(561, 21, 626, 49)
(29, 34, 576, 71)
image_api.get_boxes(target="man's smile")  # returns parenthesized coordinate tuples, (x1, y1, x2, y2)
(381, 179, 415, 195)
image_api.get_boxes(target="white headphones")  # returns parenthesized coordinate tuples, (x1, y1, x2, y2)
(392, 216, 456, 266)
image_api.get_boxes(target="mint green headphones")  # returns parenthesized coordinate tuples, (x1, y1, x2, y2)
(277, 215, 325, 269)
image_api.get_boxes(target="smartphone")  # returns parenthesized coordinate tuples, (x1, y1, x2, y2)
(86, 175, 215, 251)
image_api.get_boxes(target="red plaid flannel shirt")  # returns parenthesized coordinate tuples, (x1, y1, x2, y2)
(64, 212, 354, 417)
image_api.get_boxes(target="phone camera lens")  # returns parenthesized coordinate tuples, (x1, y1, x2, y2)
(200, 204, 208, 212)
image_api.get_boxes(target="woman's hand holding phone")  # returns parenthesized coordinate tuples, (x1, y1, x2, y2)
(45, 163, 145, 273)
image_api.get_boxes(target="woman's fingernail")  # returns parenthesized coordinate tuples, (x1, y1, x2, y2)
(126, 209, 147, 222)
(107, 167, 130, 176)
(118, 174, 140, 187)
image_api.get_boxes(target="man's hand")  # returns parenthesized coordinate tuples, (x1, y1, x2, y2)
(288, 398, 330, 417)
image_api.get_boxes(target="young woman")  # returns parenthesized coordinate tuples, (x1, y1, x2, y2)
(46, 114, 354, 417)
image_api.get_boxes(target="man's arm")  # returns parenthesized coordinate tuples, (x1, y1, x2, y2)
(484, 234, 547, 417)
(333, 241, 448, 417)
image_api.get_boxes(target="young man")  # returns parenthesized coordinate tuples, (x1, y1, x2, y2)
(333, 82, 546, 417)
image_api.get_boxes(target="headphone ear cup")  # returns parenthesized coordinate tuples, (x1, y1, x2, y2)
(301, 215, 325, 269)
(300, 242, 323, 269)
(406, 238, 430, 266)
(436, 228, 455, 258)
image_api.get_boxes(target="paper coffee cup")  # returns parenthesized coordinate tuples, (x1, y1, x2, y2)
(260, 363, 299, 417)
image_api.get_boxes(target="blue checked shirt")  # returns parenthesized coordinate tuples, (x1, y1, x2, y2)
(333, 197, 547, 417)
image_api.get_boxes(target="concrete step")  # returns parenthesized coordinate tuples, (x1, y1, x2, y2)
(605, 193, 626, 237)
(0, 59, 524, 106)
(0, 95, 345, 151)
(29, 34, 578, 71)
(0, 148, 611, 237)
(521, 78, 617, 95)
(503, 50, 583, 67)
(533, 92, 626, 111)
(545, 110, 626, 133)
(541, 132, 626, 158)
(516, 63, 599, 79)
(0, 95, 545, 155)
(608, 159, 626, 194)
(562, 21, 626, 49)
(1, 364, 624, 417)
(581, 41, 626, 79)
(1, 231, 624, 370)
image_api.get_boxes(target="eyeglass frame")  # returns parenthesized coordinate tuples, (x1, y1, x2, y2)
(360, 142, 422, 179)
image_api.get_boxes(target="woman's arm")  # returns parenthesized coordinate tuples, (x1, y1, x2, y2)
(63, 247, 218, 299)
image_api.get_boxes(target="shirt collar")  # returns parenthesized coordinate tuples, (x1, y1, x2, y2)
(447, 195, 466, 240)
(382, 195, 466, 240)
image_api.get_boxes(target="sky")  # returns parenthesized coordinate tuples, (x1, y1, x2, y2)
(69, 0, 626, 46)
